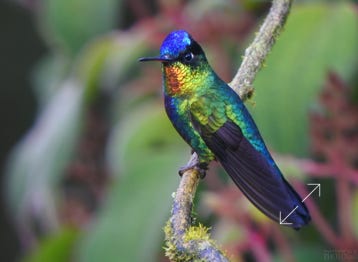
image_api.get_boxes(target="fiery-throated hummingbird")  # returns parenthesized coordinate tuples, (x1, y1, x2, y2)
(139, 30, 310, 229)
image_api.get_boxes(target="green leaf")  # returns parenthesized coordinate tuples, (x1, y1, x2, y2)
(32, 53, 70, 105)
(76, 104, 188, 262)
(352, 191, 358, 238)
(23, 228, 78, 262)
(250, 3, 358, 155)
(40, 0, 121, 54)
(5, 80, 84, 226)
(74, 32, 149, 103)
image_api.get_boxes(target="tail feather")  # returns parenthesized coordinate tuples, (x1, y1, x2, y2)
(203, 121, 310, 229)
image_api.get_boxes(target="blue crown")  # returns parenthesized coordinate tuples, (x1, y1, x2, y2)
(160, 30, 192, 58)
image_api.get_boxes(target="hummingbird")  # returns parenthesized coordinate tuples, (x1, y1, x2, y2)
(139, 30, 310, 229)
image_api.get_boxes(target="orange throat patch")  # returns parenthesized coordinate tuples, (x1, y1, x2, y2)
(164, 64, 187, 95)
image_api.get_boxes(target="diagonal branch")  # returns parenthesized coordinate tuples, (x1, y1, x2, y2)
(165, 1, 293, 261)
(229, 0, 292, 101)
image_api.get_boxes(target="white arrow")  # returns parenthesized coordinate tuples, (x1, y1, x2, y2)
(279, 206, 298, 225)
(301, 183, 321, 202)
(279, 183, 321, 225)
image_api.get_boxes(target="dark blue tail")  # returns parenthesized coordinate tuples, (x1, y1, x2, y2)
(203, 121, 311, 229)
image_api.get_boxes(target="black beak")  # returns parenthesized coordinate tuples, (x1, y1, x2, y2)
(138, 55, 174, 62)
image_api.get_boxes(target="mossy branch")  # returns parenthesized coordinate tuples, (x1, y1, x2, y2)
(229, 0, 292, 101)
(164, 153, 228, 261)
(164, 1, 293, 261)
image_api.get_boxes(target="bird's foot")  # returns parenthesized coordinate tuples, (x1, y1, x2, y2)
(178, 164, 207, 178)
(178, 153, 207, 179)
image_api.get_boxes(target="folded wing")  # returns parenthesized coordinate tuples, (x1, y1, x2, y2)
(194, 118, 310, 229)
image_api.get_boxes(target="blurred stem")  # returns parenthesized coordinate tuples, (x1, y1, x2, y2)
(272, 225, 295, 262)
(248, 231, 271, 262)
(300, 159, 358, 186)
(336, 178, 352, 242)
(295, 182, 339, 247)
(165, 0, 293, 261)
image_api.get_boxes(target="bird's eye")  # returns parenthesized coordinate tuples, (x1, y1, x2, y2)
(183, 52, 194, 62)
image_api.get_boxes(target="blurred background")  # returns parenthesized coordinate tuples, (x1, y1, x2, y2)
(1, 0, 357, 261)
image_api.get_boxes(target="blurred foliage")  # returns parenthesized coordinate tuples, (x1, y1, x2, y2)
(76, 106, 187, 262)
(23, 228, 79, 262)
(6, 81, 84, 231)
(4, 0, 358, 261)
(353, 191, 358, 237)
(252, 3, 358, 156)
(39, 0, 121, 54)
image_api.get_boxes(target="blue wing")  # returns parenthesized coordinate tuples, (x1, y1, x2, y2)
(199, 119, 310, 229)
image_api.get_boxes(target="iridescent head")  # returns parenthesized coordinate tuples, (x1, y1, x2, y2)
(139, 30, 211, 96)
(139, 30, 207, 66)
